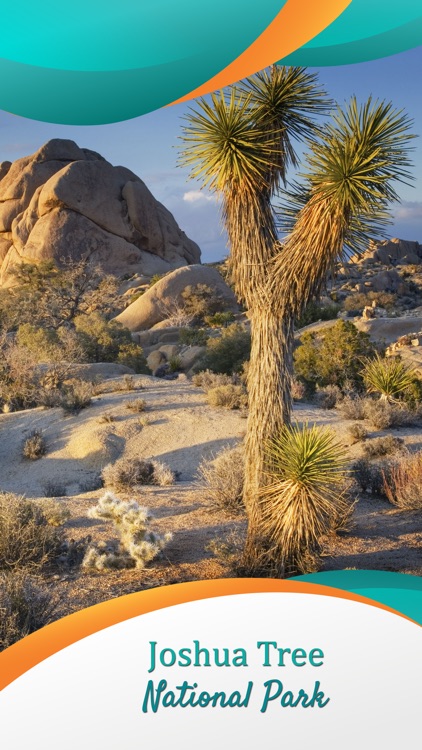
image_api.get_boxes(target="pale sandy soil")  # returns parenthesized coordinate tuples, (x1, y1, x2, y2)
(0, 375, 421, 620)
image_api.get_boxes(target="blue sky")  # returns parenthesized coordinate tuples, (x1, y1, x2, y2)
(1, 46, 421, 263)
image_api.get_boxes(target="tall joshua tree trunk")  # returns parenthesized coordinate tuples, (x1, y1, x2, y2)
(242, 309, 294, 570)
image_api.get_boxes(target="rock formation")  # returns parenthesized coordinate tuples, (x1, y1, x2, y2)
(0, 139, 200, 285)
(115, 265, 238, 331)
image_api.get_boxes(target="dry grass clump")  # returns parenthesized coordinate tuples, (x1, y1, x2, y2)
(363, 435, 404, 458)
(362, 398, 421, 430)
(34, 499, 70, 527)
(192, 370, 241, 390)
(206, 384, 248, 410)
(197, 445, 244, 514)
(347, 423, 368, 442)
(97, 413, 116, 424)
(259, 423, 350, 575)
(337, 395, 365, 420)
(314, 385, 342, 409)
(382, 452, 422, 509)
(0, 571, 57, 651)
(291, 379, 306, 401)
(60, 379, 93, 414)
(352, 458, 392, 496)
(0, 493, 63, 570)
(125, 398, 147, 413)
(102, 456, 175, 491)
(22, 430, 47, 460)
(82, 492, 172, 571)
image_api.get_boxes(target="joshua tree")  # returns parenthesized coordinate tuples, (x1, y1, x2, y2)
(179, 72, 414, 573)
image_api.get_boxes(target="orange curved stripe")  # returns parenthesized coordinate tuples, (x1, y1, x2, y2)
(172, 0, 351, 105)
(0, 578, 418, 691)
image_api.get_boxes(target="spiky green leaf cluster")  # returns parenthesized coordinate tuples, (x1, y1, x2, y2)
(362, 354, 418, 402)
(260, 423, 349, 573)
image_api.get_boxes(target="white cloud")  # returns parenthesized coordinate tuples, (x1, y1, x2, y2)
(183, 190, 216, 204)
(393, 201, 422, 220)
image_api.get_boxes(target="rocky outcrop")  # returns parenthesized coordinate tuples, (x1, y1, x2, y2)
(352, 238, 422, 266)
(0, 139, 201, 286)
(115, 264, 238, 331)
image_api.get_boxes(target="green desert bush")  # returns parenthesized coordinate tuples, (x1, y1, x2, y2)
(102, 457, 175, 491)
(199, 324, 251, 375)
(82, 492, 172, 571)
(168, 355, 182, 373)
(22, 430, 47, 460)
(362, 355, 419, 403)
(0, 571, 57, 650)
(74, 312, 146, 371)
(34, 499, 70, 527)
(294, 320, 377, 392)
(204, 311, 236, 328)
(363, 435, 404, 458)
(206, 384, 248, 410)
(382, 451, 422, 509)
(197, 445, 244, 514)
(295, 300, 340, 328)
(259, 423, 350, 575)
(0, 493, 63, 570)
(179, 328, 209, 347)
(181, 284, 227, 325)
(343, 291, 397, 314)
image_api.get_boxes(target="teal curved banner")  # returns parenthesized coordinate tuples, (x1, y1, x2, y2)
(295, 571, 422, 625)
(280, 0, 422, 66)
(0, 0, 285, 124)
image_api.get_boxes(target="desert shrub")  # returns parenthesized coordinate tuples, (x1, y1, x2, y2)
(260, 423, 350, 575)
(360, 398, 420, 430)
(352, 458, 392, 496)
(294, 320, 377, 392)
(125, 398, 147, 413)
(22, 430, 46, 460)
(204, 311, 236, 328)
(363, 435, 404, 458)
(343, 291, 397, 314)
(121, 374, 136, 391)
(337, 395, 365, 420)
(362, 355, 418, 403)
(0, 336, 39, 410)
(295, 300, 340, 328)
(179, 328, 210, 347)
(0, 571, 57, 650)
(42, 480, 68, 498)
(347, 423, 368, 442)
(206, 384, 248, 410)
(382, 452, 422, 509)
(102, 457, 175, 491)
(314, 385, 342, 409)
(0, 493, 63, 570)
(199, 324, 251, 375)
(291, 379, 306, 401)
(149, 274, 162, 287)
(82, 492, 172, 571)
(97, 413, 116, 424)
(168, 355, 182, 373)
(206, 528, 245, 572)
(59, 379, 93, 413)
(116, 343, 148, 373)
(181, 284, 227, 325)
(34, 499, 70, 527)
(192, 370, 241, 390)
(197, 445, 244, 514)
(74, 312, 146, 370)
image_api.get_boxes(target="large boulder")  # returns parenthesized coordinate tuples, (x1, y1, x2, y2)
(0, 139, 200, 286)
(115, 264, 238, 331)
(355, 238, 422, 266)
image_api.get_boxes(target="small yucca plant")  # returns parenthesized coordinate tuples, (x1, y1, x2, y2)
(362, 355, 418, 403)
(259, 423, 349, 574)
